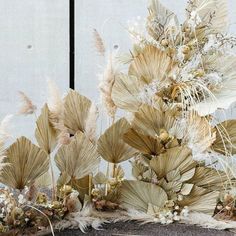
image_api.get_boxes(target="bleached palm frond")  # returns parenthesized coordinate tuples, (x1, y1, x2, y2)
(149, 146, 196, 179)
(147, 0, 179, 41)
(84, 103, 98, 143)
(178, 186, 219, 215)
(0, 136, 49, 190)
(64, 90, 92, 135)
(97, 118, 137, 163)
(99, 52, 119, 119)
(111, 73, 142, 112)
(212, 120, 236, 155)
(120, 180, 168, 212)
(93, 29, 106, 56)
(55, 131, 99, 180)
(129, 45, 176, 84)
(186, 0, 228, 33)
(18, 91, 37, 115)
(35, 104, 58, 154)
(189, 166, 228, 190)
(123, 128, 164, 155)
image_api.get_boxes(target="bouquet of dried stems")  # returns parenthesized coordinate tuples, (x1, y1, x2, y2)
(2, 0, 236, 235)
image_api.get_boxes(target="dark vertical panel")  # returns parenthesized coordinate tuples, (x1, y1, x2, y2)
(69, 0, 75, 89)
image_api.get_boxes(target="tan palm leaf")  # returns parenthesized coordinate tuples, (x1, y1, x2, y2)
(188, 166, 228, 190)
(123, 128, 164, 155)
(55, 131, 99, 180)
(147, 0, 179, 42)
(97, 118, 137, 163)
(35, 104, 57, 154)
(0, 137, 49, 190)
(121, 180, 168, 212)
(111, 73, 142, 112)
(212, 120, 236, 155)
(150, 146, 196, 179)
(128, 45, 176, 84)
(178, 186, 219, 215)
(64, 90, 92, 135)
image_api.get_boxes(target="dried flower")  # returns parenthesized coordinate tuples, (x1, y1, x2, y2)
(18, 91, 37, 115)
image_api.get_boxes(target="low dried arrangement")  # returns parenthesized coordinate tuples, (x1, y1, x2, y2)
(2, 0, 236, 235)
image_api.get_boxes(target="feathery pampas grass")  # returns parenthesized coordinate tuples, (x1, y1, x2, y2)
(18, 91, 37, 115)
(93, 29, 106, 57)
(99, 52, 119, 120)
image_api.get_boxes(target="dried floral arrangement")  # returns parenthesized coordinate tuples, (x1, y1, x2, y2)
(2, 0, 236, 235)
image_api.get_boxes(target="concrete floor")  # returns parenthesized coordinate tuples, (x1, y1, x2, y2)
(51, 222, 235, 236)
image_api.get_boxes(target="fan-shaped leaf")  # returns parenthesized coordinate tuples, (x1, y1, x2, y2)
(64, 90, 92, 135)
(150, 146, 196, 179)
(35, 104, 57, 154)
(97, 118, 137, 163)
(55, 131, 99, 179)
(121, 180, 167, 212)
(0, 137, 49, 190)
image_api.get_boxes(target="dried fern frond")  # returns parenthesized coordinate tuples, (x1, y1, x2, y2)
(121, 180, 168, 212)
(99, 52, 119, 118)
(0, 136, 49, 190)
(35, 104, 58, 154)
(55, 131, 99, 180)
(111, 73, 142, 112)
(97, 118, 137, 163)
(147, 0, 179, 42)
(84, 103, 98, 143)
(93, 29, 106, 56)
(129, 45, 176, 84)
(64, 90, 92, 135)
(18, 91, 37, 115)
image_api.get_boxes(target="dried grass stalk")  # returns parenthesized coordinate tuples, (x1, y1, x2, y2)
(18, 91, 37, 115)
(93, 29, 106, 56)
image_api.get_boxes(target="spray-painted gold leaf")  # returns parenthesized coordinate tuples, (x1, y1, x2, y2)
(121, 180, 167, 212)
(123, 128, 164, 155)
(0, 137, 49, 190)
(64, 90, 92, 135)
(150, 146, 196, 179)
(97, 118, 137, 163)
(111, 73, 142, 112)
(55, 131, 99, 179)
(35, 104, 57, 154)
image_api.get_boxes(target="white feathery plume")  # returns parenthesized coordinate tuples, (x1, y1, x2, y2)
(47, 79, 64, 130)
(99, 51, 119, 119)
(84, 103, 99, 143)
(18, 91, 37, 115)
(93, 29, 106, 57)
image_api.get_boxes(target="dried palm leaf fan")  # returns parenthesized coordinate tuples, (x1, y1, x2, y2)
(111, 74, 142, 112)
(97, 118, 137, 164)
(0, 137, 49, 190)
(55, 131, 99, 181)
(212, 120, 236, 155)
(121, 180, 168, 212)
(147, 0, 179, 43)
(35, 104, 57, 154)
(63, 89, 92, 135)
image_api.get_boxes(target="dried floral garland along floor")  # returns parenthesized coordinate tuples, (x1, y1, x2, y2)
(44, 222, 235, 236)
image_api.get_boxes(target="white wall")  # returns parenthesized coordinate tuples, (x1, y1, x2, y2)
(0, 1, 236, 175)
